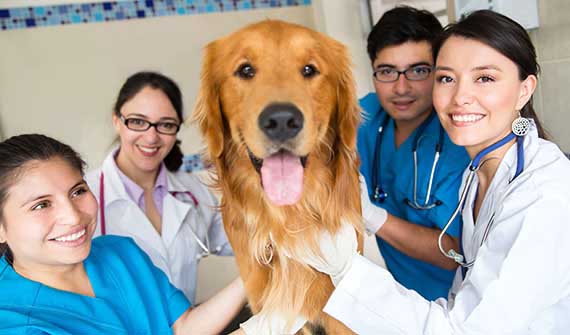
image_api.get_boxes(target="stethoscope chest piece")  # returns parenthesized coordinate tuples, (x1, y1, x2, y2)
(373, 186, 388, 203)
(372, 111, 444, 209)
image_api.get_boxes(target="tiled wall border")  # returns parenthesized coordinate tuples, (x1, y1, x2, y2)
(182, 153, 208, 173)
(0, 0, 311, 31)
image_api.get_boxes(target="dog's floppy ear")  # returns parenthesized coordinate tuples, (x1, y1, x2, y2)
(192, 41, 225, 158)
(323, 36, 362, 222)
(332, 40, 360, 153)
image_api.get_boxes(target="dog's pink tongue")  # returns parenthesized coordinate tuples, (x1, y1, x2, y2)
(261, 152, 303, 206)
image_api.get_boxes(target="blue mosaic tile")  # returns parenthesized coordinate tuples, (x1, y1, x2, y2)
(1, 0, 310, 31)
(182, 153, 209, 173)
(25, 18, 36, 27)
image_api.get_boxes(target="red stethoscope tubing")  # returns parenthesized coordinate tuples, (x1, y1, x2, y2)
(98, 172, 198, 236)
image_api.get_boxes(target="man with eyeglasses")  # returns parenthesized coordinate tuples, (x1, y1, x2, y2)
(357, 6, 470, 300)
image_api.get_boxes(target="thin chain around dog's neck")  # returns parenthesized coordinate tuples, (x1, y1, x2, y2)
(261, 242, 274, 265)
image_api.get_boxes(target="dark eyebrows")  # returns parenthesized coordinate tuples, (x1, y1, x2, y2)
(21, 194, 50, 208)
(159, 117, 180, 123)
(123, 113, 147, 119)
(472, 65, 502, 72)
(375, 61, 432, 70)
(69, 181, 87, 193)
(435, 65, 502, 72)
(20, 180, 86, 208)
(409, 62, 432, 68)
(123, 113, 179, 123)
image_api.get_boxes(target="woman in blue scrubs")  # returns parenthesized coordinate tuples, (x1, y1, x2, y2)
(0, 134, 248, 335)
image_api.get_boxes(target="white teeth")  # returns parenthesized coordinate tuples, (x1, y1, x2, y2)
(54, 229, 86, 242)
(452, 114, 484, 123)
(138, 146, 159, 153)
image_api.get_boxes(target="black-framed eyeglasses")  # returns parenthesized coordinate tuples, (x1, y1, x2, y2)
(373, 65, 433, 83)
(119, 115, 180, 135)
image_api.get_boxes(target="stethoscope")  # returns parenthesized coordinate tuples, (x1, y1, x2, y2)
(438, 131, 525, 269)
(98, 173, 211, 259)
(372, 111, 445, 210)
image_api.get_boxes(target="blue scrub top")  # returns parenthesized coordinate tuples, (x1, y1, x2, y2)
(0, 235, 191, 334)
(358, 93, 470, 300)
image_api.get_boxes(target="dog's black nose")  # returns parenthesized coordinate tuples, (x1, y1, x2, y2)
(258, 103, 304, 142)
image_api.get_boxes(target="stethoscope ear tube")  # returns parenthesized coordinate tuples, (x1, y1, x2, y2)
(437, 168, 476, 267)
(438, 132, 525, 269)
(373, 111, 444, 209)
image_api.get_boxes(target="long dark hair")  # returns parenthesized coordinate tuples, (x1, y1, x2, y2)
(433, 10, 548, 139)
(114, 71, 184, 171)
(0, 134, 86, 263)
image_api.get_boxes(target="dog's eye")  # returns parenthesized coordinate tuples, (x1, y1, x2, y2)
(301, 64, 319, 78)
(235, 63, 256, 79)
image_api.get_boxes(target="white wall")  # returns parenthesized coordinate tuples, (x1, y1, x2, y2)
(312, 0, 375, 97)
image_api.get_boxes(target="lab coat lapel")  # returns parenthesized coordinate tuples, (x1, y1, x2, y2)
(463, 141, 524, 264)
(162, 172, 192, 247)
(461, 172, 478, 263)
(100, 153, 169, 264)
(100, 153, 131, 205)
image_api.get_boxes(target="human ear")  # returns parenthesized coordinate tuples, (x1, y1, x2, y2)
(515, 75, 538, 110)
(112, 114, 122, 134)
(0, 223, 6, 244)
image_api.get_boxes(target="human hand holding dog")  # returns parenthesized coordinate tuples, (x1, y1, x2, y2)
(360, 174, 388, 235)
(288, 223, 359, 287)
(240, 312, 306, 335)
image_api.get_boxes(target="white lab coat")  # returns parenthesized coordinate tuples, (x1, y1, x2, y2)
(324, 125, 570, 334)
(86, 151, 232, 303)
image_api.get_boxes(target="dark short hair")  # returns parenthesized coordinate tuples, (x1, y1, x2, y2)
(367, 5, 443, 62)
(114, 71, 184, 171)
(433, 10, 547, 139)
(0, 134, 85, 262)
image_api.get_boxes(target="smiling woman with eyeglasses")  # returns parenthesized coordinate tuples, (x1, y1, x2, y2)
(84, 72, 237, 308)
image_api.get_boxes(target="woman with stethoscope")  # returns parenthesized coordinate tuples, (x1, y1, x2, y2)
(86, 71, 233, 303)
(287, 10, 570, 334)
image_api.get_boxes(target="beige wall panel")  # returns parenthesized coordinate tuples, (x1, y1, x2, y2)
(534, 0, 570, 62)
(539, 60, 570, 152)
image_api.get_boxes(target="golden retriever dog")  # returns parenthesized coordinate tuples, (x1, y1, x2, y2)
(193, 20, 362, 334)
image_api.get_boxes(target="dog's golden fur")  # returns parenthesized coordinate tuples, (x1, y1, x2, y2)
(193, 20, 362, 334)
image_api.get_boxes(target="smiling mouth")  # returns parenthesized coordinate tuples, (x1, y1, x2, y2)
(246, 147, 308, 206)
(49, 227, 87, 242)
(451, 114, 485, 123)
(137, 145, 160, 153)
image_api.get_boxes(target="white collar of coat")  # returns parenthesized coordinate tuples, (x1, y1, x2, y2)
(100, 148, 196, 207)
(165, 169, 193, 193)
(500, 120, 541, 182)
(100, 148, 133, 207)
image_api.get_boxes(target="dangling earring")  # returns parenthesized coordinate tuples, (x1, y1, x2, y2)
(512, 111, 530, 136)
